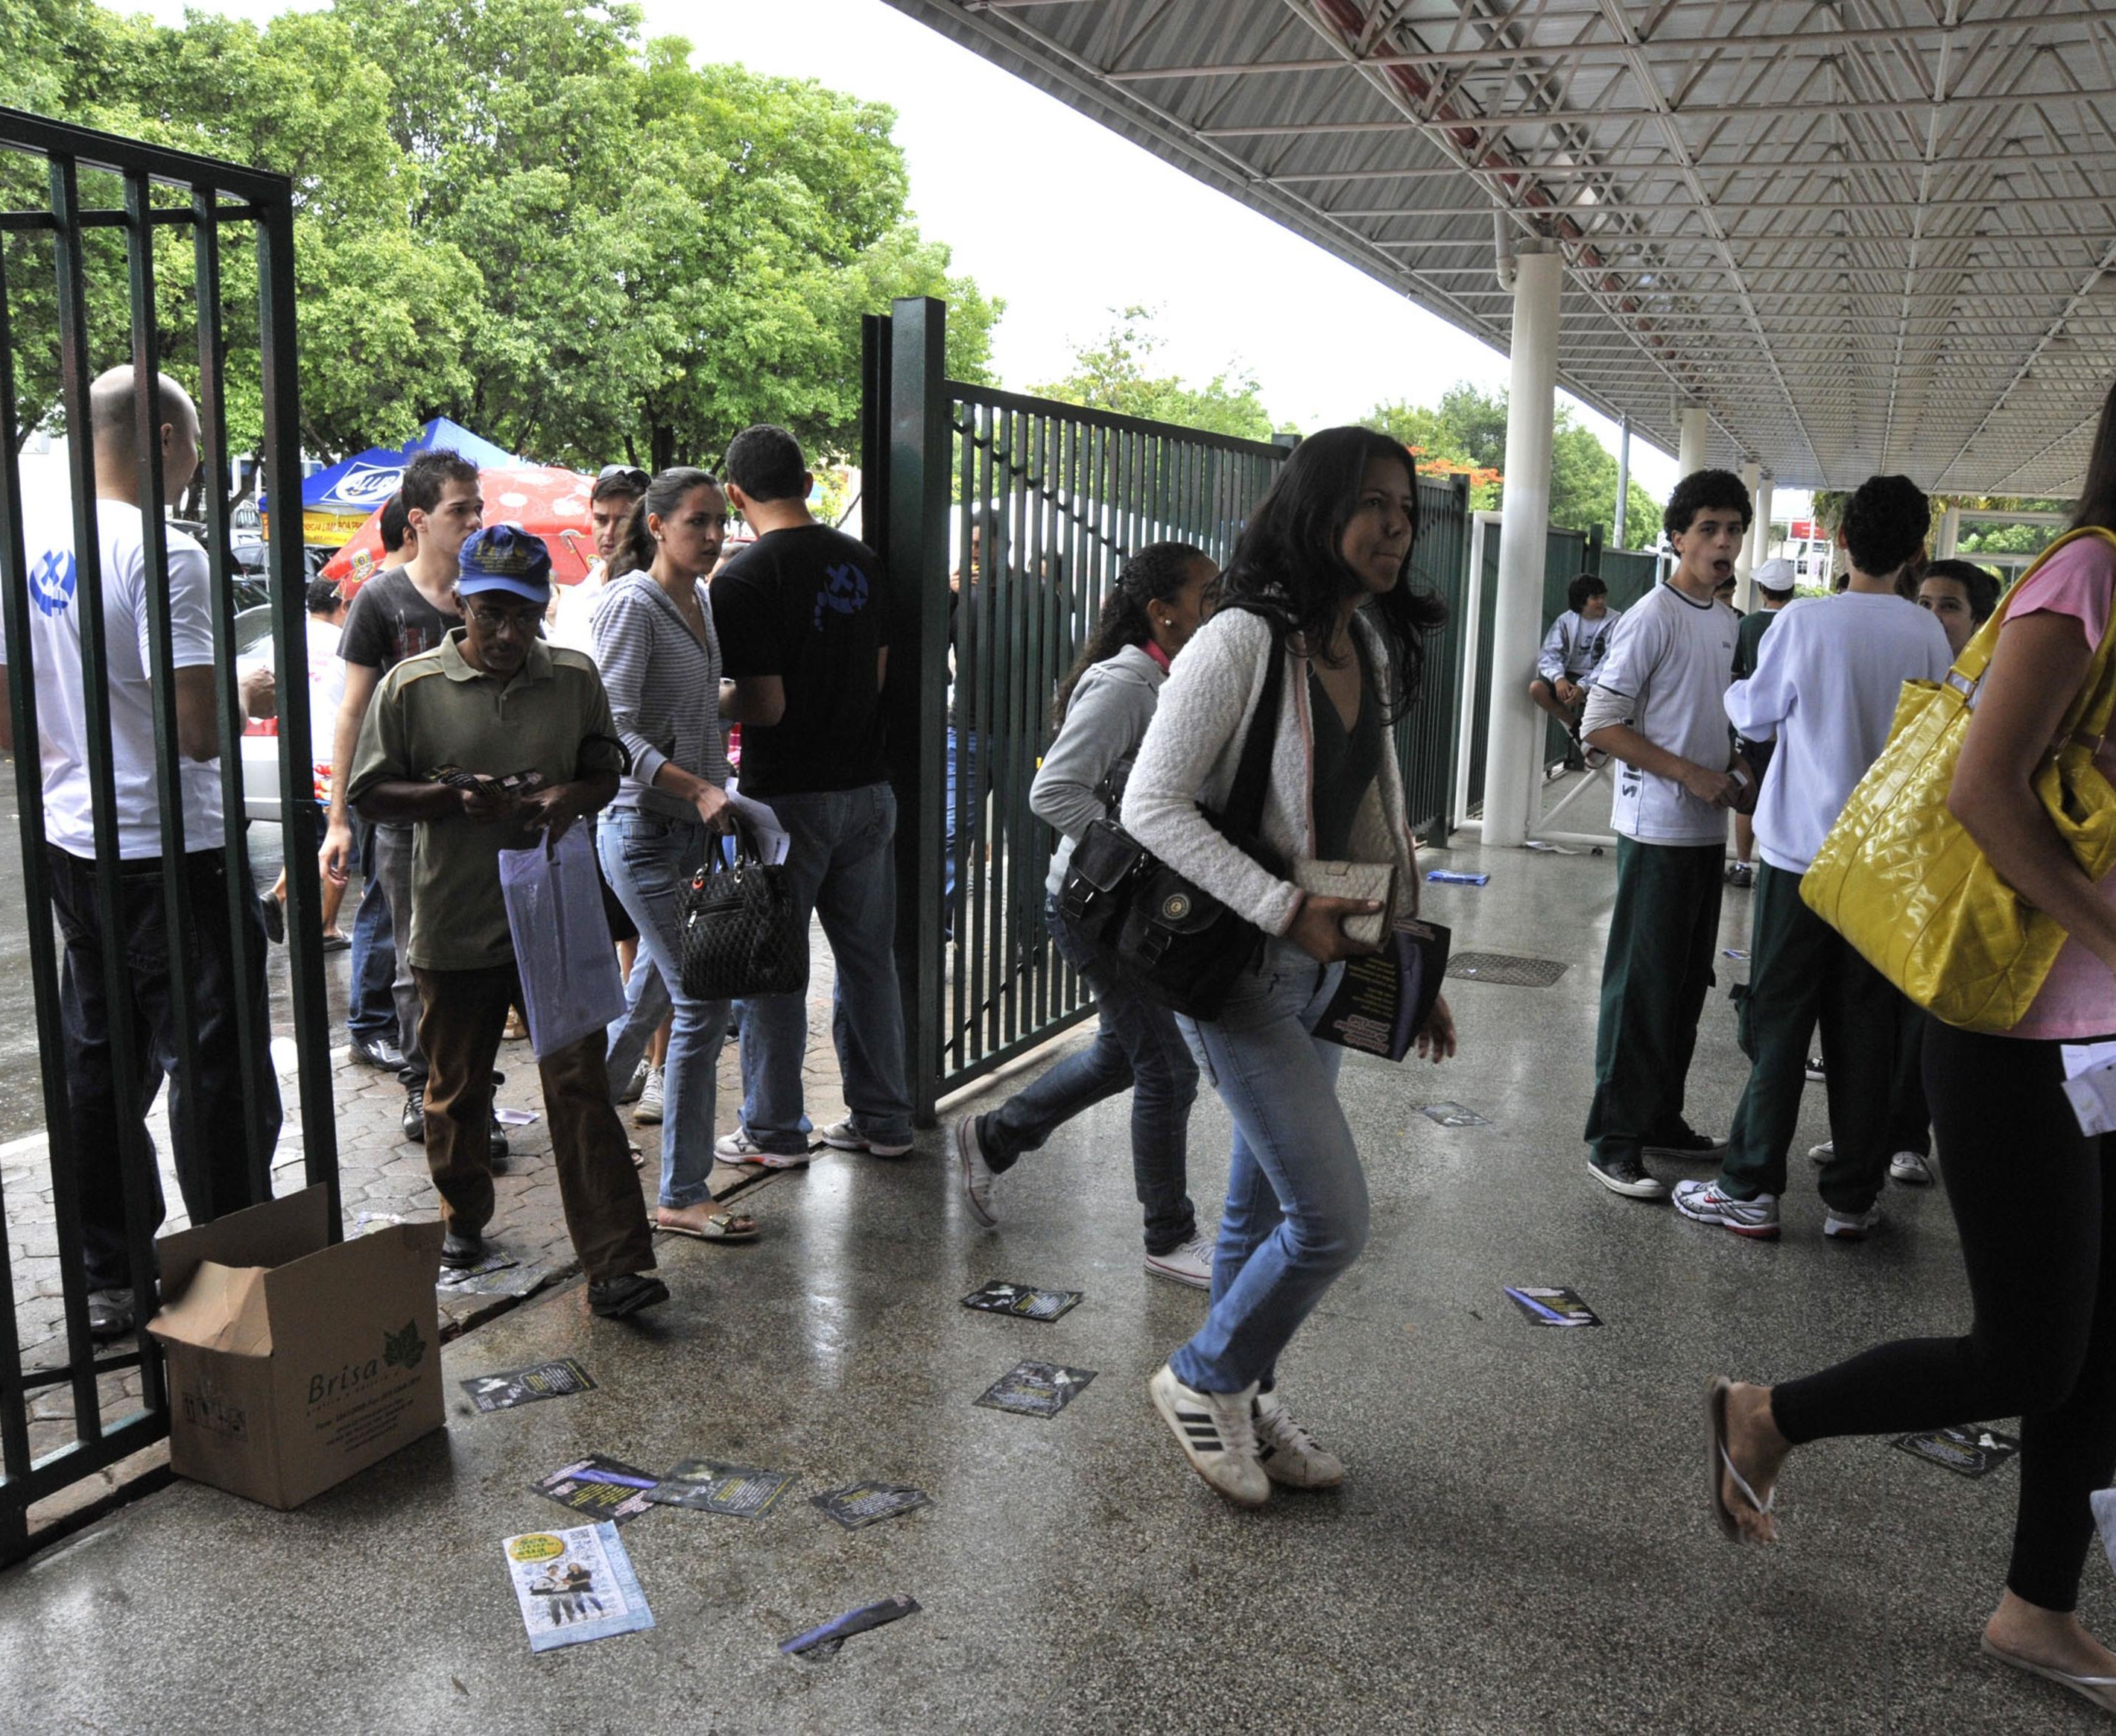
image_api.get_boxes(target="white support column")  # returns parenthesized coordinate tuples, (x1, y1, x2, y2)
(1939, 501, 1961, 558)
(1483, 246, 1562, 849)
(1738, 471, 1774, 609)
(1612, 413, 1631, 548)
(1678, 403, 1709, 478)
(1734, 459, 1761, 597)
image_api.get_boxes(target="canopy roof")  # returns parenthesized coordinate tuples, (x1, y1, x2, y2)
(302, 416, 519, 514)
(889, 0, 2116, 495)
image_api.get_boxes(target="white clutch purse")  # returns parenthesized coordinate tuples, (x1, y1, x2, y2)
(1291, 858, 1398, 948)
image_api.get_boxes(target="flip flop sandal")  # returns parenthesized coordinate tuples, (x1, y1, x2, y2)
(1707, 1375, 1776, 1541)
(629, 1143, 646, 1170)
(658, 1209, 759, 1243)
(1980, 1636, 2116, 1714)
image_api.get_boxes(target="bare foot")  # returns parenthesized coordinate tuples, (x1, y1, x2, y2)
(1721, 1381, 1791, 1545)
(656, 1201, 757, 1239)
(1986, 1589, 2116, 1680)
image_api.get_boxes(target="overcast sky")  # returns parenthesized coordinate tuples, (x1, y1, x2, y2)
(145, 0, 1714, 512)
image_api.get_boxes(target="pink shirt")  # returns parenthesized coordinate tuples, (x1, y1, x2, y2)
(2002, 535, 2116, 1039)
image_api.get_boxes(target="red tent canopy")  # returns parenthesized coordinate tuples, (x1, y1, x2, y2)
(320, 463, 598, 591)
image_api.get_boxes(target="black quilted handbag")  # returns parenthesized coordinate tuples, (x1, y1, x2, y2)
(679, 821, 808, 1001)
(1057, 635, 1285, 1021)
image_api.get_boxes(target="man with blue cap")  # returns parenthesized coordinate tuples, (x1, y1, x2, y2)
(346, 524, 668, 1318)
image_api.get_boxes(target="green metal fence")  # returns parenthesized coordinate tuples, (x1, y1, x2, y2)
(1394, 472, 1471, 842)
(0, 108, 333, 1566)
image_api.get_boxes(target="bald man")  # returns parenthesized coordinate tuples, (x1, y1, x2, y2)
(0, 366, 277, 1340)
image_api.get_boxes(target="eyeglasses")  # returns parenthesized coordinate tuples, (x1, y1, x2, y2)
(597, 465, 650, 490)
(466, 605, 544, 639)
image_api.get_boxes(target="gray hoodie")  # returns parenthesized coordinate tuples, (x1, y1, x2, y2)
(1032, 643, 1166, 899)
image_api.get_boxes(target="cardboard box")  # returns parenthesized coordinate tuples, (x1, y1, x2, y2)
(148, 1186, 446, 1510)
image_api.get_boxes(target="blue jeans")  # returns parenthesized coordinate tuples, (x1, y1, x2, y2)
(982, 897, 1199, 1253)
(346, 815, 398, 1043)
(1168, 939, 1362, 1395)
(598, 811, 728, 1209)
(943, 726, 983, 935)
(738, 781, 913, 1154)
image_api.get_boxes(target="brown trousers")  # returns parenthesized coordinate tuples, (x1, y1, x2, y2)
(413, 964, 655, 1282)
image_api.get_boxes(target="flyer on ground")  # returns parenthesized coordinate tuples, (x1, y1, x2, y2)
(781, 1594, 921, 1659)
(975, 1360, 1097, 1419)
(647, 1458, 798, 1518)
(530, 1454, 661, 1523)
(502, 1522, 654, 1653)
(1892, 1425, 2021, 1478)
(460, 1358, 597, 1411)
(961, 1280, 1082, 1322)
(809, 1481, 932, 1530)
(1504, 1286, 1602, 1328)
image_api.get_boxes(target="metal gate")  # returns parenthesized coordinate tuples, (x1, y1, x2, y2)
(0, 109, 335, 1564)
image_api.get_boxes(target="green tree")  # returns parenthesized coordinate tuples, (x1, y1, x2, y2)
(1367, 380, 1656, 545)
(1033, 307, 1285, 441)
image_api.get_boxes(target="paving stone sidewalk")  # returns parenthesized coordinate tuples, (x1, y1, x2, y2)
(2, 909, 857, 1529)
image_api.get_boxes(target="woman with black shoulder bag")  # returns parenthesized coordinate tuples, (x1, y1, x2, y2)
(1122, 426, 1457, 1507)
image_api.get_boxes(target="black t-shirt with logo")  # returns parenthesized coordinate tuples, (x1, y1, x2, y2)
(339, 568, 460, 674)
(709, 522, 889, 798)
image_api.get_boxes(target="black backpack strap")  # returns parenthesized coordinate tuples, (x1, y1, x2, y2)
(1220, 612, 1287, 845)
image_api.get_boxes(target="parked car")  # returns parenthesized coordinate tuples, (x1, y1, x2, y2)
(232, 604, 330, 826)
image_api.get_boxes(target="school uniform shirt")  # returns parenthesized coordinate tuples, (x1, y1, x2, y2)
(343, 630, 627, 973)
(0, 500, 221, 858)
(709, 522, 889, 799)
(1536, 607, 1621, 685)
(1590, 580, 1739, 846)
(1724, 592, 1951, 876)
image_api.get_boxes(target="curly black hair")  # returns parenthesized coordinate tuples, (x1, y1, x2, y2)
(1840, 475, 1930, 577)
(1566, 572, 1608, 613)
(1216, 425, 1445, 723)
(1662, 468, 1752, 542)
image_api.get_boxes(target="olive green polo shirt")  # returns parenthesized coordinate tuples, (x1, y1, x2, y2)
(346, 630, 627, 972)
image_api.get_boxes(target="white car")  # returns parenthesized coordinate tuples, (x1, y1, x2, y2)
(234, 606, 331, 826)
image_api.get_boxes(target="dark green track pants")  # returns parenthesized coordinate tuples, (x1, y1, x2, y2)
(1718, 861, 1897, 1208)
(1586, 837, 1723, 1165)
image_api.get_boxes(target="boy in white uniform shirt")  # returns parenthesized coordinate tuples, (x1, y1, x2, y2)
(1580, 470, 1751, 1201)
(1673, 475, 1952, 1242)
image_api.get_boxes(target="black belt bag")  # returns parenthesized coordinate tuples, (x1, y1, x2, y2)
(1058, 632, 1285, 1021)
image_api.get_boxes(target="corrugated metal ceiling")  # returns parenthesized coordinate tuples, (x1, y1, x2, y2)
(885, 0, 2116, 495)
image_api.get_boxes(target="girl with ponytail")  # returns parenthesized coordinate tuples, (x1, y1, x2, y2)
(954, 540, 1222, 1287)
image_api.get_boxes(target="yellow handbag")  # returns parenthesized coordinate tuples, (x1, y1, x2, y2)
(1801, 526, 2116, 1033)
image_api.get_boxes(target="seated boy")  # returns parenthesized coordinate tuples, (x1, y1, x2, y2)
(1530, 573, 1620, 765)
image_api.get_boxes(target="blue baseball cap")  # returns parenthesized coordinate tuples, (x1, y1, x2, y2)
(456, 525, 553, 604)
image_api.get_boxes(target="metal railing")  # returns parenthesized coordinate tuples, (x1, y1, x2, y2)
(0, 108, 333, 1565)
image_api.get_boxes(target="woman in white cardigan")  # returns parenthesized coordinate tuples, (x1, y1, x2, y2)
(1123, 425, 1457, 1507)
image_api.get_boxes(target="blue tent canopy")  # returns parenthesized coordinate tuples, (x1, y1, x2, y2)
(296, 418, 519, 525)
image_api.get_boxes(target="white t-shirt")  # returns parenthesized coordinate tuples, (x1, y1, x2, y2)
(545, 560, 609, 658)
(1725, 591, 1953, 875)
(1591, 580, 1740, 846)
(1, 500, 221, 858)
(303, 614, 347, 770)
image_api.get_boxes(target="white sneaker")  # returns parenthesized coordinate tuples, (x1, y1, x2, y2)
(954, 1115, 999, 1227)
(1824, 1202, 1884, 1241)
(1252, 1390, 1344, 1489)
(615, 1056, 650, 1105)
(1147, 1365, 1267, 1507)
(631, 1065, 665, 1125)
(1808, 1138, 1833, 1165)
(820, 1118, 915, 1159)
(1889, 1150, 1934, 1186)
(715, 1128, 809, 1170)
(1671, 1179, 1781, 1240)
(1144, 1232, 1215, 1290)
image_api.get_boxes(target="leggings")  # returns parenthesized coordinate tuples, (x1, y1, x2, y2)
(1771, 1019, 2116, 1612)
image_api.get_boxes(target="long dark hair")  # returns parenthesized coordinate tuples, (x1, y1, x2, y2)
(1052, 540, 1211, 726)
(610, 466, 720, 578)
(2072, 378, 2116, 534)
(1217, 425, 1445, 722)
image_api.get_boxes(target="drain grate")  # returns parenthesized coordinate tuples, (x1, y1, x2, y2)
(1447, 951, 1569, 988)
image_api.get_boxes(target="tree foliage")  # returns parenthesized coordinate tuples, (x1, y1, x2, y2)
(1, 0, 1000, 481)
(1370, 381, 1659, 548)
(1033, 307, 1287, 442)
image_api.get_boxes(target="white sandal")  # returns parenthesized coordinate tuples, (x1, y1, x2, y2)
(1707, 1376, 1776, 1541)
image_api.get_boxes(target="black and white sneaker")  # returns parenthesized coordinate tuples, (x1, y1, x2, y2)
(401, 1084, 425, 1144)
(1805, 1055, 1826, 1083)
(1644, 1124, 1728, 1162)
(1588, 1153, 1669, 1200)
(1148, 1364, 1267, 1507)
(1253, 1390, 1344, 1489)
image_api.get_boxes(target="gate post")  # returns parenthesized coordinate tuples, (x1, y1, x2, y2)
(882, 297, 949, 1125)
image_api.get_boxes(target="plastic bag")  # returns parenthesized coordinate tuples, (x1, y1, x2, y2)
(498, 824, 627, 1059)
